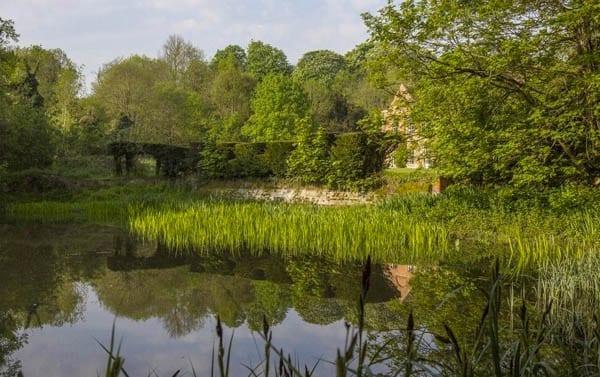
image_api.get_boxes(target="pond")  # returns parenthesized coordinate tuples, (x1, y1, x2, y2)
(1, 224, 445, 377)
(1, 217, 597, 377)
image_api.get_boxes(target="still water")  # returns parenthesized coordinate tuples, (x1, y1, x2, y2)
(2, 224, 466, 377)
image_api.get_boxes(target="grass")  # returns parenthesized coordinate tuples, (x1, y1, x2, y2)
(129, 200, 450, 263)
(4, 183, 598, 271)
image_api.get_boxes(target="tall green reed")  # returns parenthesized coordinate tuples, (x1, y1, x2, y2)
(129, 201, 450, 263)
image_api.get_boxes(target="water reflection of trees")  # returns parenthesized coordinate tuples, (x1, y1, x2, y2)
(0, 225, 112, 374)
(3, 225, 478, 370)
(94, 245, 405, 337)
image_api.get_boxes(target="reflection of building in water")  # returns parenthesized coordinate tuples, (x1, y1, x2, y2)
(384, 264, 415, 302)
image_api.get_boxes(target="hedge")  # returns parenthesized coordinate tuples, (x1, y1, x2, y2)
(196, 132, 393, 185)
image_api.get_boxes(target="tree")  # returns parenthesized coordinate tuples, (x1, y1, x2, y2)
(0, 92, 55, 170)
(209, 54, 256, 141)
(92, 55, 167, 142)
(210, 44, 246, 70)
(148, 82, 206, 144)
(242, 73, 310, 141)
(0, 46, 55, 170)
(160, 34, 205, 85)
(335, 42, 391, 118)
(0, 17, 18, 49)
(246, 40, 291, 81)
(364, 0, 600, 187)
(293, 50, 346, 85)
(292, 50, 362, 132)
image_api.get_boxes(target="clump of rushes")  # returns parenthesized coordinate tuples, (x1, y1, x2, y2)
(129, 201, 450, 264)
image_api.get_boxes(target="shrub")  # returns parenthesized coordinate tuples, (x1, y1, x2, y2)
(197, 142, 234, 179)
(286, 121, 329, 184)
(393, 144, 408, 168)
(548, 183, 600, 212)
(263, 141, 295, 177)
(327, 132, 367, 189)
(230, 143, 269, 178)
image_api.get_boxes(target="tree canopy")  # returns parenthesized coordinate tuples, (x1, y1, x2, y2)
(246, 40, 291, 81)
(242, 73, 310, 141)
(211, 44, 246, 70)
(1, 17, 394, 175)
(364, 0, 600, 187)
(293, 50, 346, 85)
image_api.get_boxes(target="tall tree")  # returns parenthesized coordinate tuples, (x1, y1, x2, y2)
(209, 54, 256, 141)
(242, 73, 309, 141)
(246, 41, 291, 81)
(148, 82, 206, 144)
(13, 46, 83, 126)
(93, 55, 167, 142)
(0, 23, 56, 170)
(210, 44, 246, 71)
(364, 0, 600, 187)
(293, 50, 346, 85)
(0, 56, 55, 170)
(0, 17, 18, 50)
(160, 34, 205, 85)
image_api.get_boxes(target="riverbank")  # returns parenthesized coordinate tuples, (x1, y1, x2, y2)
(2, 176, 599, 376)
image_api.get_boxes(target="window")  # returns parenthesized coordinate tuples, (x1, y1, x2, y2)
(407, 151, 415, 166)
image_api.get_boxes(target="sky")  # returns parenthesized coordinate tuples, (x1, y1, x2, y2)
(1, 0, 387, 92)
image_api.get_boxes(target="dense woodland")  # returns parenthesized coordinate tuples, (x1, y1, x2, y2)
(1, 0, 599, 190)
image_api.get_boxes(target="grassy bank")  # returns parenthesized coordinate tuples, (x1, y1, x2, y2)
(4, 182, 598, 271)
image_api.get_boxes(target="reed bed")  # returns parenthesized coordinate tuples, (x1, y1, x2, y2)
(129, 200, 451, 263)
(5, 185, 598, 270)
(507, 211, 600, 273)
(536, 251, 600, 342)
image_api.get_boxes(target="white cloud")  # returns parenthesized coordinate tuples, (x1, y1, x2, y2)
(0, 0, 387, 90)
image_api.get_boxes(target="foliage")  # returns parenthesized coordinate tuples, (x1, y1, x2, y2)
(293, 50, 346, 85)
(364, 0, 600, 187)
(147, 81, 206, 144)
(160, 34, 205, 84)
(246, 40, 291, 81)
(393, 144, 408, 168)
(327, 132, 390, 191)
(286, 120, 329, 184)
(93, 55, 168, 141)
(302, 79, 362, 133)
(210, 44, 246, 70)
(0, 312, 25, 377)
(230, 142, 269, 178)
(14, 45, 83, 137)
(197, 141, 234, 179)
(209, 54, 256, 141)
(0, 51, 56, 171)
(262, 141, 295, 178)
(0, 17, 18, 48)
(242, 74, 310, 141)
(327, 133, 369, 189)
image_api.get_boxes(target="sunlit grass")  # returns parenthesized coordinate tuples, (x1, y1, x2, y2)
(5, 184, 598, 271)
(129, 200, 451, 263)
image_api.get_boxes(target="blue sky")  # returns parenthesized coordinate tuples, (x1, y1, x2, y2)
(1, 0, 386, 91)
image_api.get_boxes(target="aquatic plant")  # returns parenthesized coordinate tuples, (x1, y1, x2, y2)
(129, 200, 450, 263)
